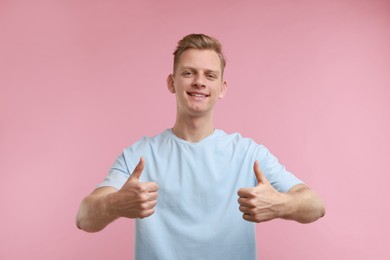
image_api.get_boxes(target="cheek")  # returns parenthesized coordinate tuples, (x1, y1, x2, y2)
(174, 80, 189, 90)
(211, 85, 223, 95)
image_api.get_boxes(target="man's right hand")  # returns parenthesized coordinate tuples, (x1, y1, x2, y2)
(108, 157, 159, 219)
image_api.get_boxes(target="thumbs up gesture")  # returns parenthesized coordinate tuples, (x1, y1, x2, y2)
(237, 160, 287, 223)
(110, 157, 159, 219)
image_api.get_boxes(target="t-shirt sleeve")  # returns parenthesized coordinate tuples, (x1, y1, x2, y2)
(96, 152, 132, 190)
(257, 145, 304, 192)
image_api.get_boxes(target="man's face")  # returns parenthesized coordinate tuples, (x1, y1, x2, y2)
(167, 49, 227, 117)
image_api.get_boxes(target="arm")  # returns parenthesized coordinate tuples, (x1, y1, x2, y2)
(281, 183, 325, 223)
(237, 161, 325, 224)
(76, 187, 119, 232)
(76, 157, 159, 232)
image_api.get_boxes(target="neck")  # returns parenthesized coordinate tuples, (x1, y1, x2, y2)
(172, 113, 215, 143)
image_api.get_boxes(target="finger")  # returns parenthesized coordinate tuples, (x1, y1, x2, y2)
(237, 197, 252, 207)
(254, 160, 268, 184)
(237, 188, 251, 197)
(139, 209, 155, 219)
(239, 205, 252, 214)
(129, 157, 145, 181)
(242, 213, 254, 222)
(139, 200, 157, 211)
(147, 200, 157, 209)
(137, 191, 158, 202)
(147, 192, 158, 201)
(142, 182, 159, 192)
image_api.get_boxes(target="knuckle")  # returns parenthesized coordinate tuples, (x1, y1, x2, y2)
(248, 190, 257, 197)
(242, 214, 250, 221)
(244, 207, 253, 214)
(140, 202, 149, 210)
(149, 200, 157, 207)
(136, 185, 147, 192)
(140, 209, 154, 218)
(137, 193, 148, 201)
(245, 199, 254, 206)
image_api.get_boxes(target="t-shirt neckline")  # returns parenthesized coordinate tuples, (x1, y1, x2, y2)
(167, 128, 222, 145)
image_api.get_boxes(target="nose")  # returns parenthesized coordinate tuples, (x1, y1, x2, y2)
(191, 75, 206, 88)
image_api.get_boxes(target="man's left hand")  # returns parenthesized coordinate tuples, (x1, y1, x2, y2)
(237, 160, 288, 223)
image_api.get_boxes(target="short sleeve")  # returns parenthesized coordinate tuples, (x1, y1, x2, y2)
(96, 152, 131, 190)
(257, 145, 304, 192)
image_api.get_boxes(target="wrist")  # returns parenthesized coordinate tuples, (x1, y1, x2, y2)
(277, 192, 295, 220)
(102, 192, 120, 220)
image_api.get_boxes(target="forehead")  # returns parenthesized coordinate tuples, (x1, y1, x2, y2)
(177, 49, 221, 72)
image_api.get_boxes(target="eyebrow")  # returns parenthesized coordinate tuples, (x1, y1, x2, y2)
(180, 66, 220, 75)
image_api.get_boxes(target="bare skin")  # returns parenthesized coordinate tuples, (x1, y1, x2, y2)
(76, 48, 325, 232)
(76, 158, 158, 232)
(238, 161, 325, 223)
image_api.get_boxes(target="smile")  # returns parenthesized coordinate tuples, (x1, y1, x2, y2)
(187, 92, 209, 97)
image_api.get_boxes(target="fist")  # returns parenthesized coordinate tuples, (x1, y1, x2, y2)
(237, 160, 285, 223)
(110, 157, 159, 219)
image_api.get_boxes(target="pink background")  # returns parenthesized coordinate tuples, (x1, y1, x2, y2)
(1, 0, 389, 259)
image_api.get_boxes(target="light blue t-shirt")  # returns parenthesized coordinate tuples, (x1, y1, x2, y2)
(97, 129, 303, 260)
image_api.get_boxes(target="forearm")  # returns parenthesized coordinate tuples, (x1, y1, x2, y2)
(279, 184, 325, 223)
(76, 189, 118, 232)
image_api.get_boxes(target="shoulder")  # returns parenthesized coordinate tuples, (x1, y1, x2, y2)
(123, 129, 171, 152)
(214, 129, 271, 156)
(216, 129, 265, 147)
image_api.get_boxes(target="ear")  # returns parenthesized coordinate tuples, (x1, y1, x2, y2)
(218, 81, 227, 99)
(167, 74, 175, 94)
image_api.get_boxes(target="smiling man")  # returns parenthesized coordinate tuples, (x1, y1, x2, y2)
(76, 34, 325, 260)
(167, 47, 227, 142)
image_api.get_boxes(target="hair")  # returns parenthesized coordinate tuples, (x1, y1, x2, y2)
(173, 33, 226, 75)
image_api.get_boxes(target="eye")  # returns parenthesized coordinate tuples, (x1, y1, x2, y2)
(207, 74, 217, 79)
(182, 71, 193, 77)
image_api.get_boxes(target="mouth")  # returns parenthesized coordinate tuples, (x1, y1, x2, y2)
(187, 91, 209, 98)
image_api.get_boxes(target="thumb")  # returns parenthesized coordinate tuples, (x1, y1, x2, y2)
(253, 160, 267, 185)
(128, 157, 145, 181)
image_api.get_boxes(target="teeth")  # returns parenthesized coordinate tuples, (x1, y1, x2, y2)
(190, 93, 206, 97)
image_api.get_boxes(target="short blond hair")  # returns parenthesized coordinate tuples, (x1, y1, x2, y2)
(173, 33, 226, 75)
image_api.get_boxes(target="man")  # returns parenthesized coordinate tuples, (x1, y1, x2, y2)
(76, 34, 325, 259)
